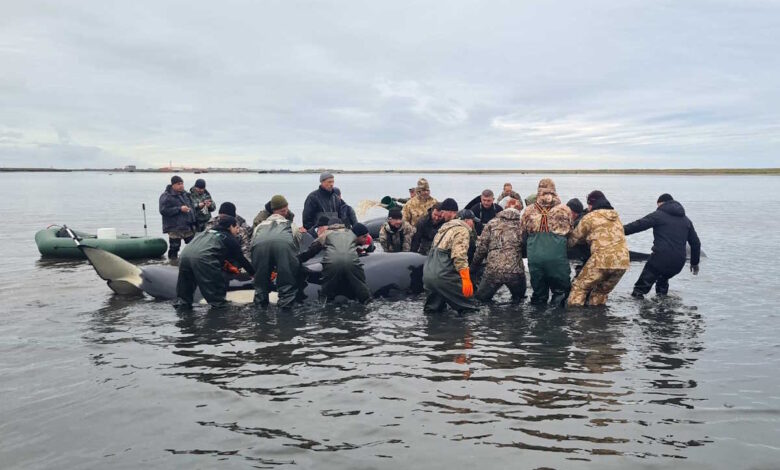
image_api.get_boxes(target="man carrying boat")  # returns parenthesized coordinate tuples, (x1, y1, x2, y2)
(175, 215, 256, 309)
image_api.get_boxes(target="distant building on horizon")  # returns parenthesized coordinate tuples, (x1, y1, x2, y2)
(124, 165, 136, 172)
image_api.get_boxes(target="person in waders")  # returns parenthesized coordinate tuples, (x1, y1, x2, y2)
(422, 198, 478, 314)
(175, 215, 255, 309)
(520, 178, 573, 306)
(298, 222, 372, 303)
(251, 195, 305, 308)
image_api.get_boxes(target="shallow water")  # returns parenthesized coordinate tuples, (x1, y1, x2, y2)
(1, 172, 779, 469)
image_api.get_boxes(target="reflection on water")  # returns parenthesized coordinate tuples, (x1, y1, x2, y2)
(77, 295, 712, 466)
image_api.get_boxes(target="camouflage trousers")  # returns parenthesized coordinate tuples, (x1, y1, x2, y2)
(476, 273, 526, 303)
(568, 262, 626, 307)
(167, 230, 195, 259)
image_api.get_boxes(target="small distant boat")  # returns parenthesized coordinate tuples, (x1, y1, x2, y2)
(35, 226, 167, 259)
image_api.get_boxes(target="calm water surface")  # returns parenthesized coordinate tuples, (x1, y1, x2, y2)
(1, 172, 779, 469)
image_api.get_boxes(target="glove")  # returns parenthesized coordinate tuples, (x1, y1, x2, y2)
(690, 264, 699, 275)
(459, 268, 474, 298)
(223, 261, 240, 275)
(270, 271, 277, 282)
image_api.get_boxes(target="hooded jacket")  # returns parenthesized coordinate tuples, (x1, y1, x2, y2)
(623, 200, 701, 271)
(472, 208, 524, 277)
(379, 220, 416, 252)
(569, 201, 629, 269)
(159, 184, 197, 233)
(520, 179, 572, 237)
(402, 194, 438, 227)
(253, 201, 295, 230)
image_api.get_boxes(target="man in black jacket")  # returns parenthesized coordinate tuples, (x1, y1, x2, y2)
(623, 193, 701, 298)
(410, 203, 443, 255)
(175, 215, 256, 309)
(302, 172, 351, 231)
(469, 189, 503, 235)
(159, 175, 197, 259)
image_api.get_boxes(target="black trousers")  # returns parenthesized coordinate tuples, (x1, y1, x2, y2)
(632, 260, 682, 295)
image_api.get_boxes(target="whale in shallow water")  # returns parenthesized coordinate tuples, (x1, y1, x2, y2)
(79, 244, 425, 305)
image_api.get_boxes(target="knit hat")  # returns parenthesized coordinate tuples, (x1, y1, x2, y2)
(171, 175, 183, 185)
(320, 171, 334, 182)
(440, 198, 458, 212)
(218, 202, 236, 217)
(388, 208, 403, 220)
(416, 178, 430, 191)
(587, 190, 606, 205)
(269, 194, 288, 211)
(537, 178, 557, 195)
(567, 198, 584, 215)
(352, 223, 369, 237)
(217, 214, 237, 229)
(194, 178, 206, 189)
(317, 215, 330, 227)
(657, 193, 674, 203)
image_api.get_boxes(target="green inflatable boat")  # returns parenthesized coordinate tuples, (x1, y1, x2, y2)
(35, 226, 168, 259)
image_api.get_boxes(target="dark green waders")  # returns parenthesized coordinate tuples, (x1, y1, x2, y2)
(422, 233, 478, 314)
(321, 231, 371, 303)
(176, 230, 230, 308)
(526, 232, 571, 306)
(251, 220, 304, 308)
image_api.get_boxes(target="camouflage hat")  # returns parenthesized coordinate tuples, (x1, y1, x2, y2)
(416, 178, 430, 191)
(537, 178, 557, 196)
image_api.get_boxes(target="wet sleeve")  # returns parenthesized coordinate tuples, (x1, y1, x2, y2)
(298, 239, 324, 263)
(623, 212, 657, 235)
(224, 236, 255, 275)
(687, 221, 701, 266)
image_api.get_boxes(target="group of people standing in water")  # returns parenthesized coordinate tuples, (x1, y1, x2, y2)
(158, 172, 701, 311)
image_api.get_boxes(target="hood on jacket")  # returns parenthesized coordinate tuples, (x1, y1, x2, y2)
(658, 200, 686, 217)
(535, 178, 561, 209)
(590, 196, 614, 211)
(589, 209, 620, 221)
(496, 207, 522, 221)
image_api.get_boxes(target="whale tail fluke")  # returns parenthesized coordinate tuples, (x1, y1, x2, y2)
(79, 245, 144, 295)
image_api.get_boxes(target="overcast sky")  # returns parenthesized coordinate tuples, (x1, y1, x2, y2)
(1, 0, 778, 169)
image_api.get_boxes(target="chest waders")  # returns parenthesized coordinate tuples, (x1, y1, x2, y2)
(321, 231, 371, 303)
(252, 220, 303, 308)
(526, 207, 571, 306)
(176, 230, 230, 308)
(422, 227, 477, 313)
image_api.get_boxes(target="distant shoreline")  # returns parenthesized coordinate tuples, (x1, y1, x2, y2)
(2, 167, 779, 175)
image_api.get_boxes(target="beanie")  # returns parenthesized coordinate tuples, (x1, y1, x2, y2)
(388, 208, 403, 220)
(352, 223, 369, 237)
(657, 193, 674, 203)
(171, 175, 183, 185)
(440, 198, 458, 212)
(270, 194, 288, 211)
(194, 178, 206, 189)
(567, 198, 584, 214)
(217, 214, 237, 229)
(587, 190, 606, 205)
(218, 202, 236, 217)
(320, 171, 334, 182)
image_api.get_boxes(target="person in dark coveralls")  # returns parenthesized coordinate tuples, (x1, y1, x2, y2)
(175, 215, 255, 309)
(422, 198, 478, 313)
(469, 189, 503, 235)
(623, 193, 701, 298)
(159, 175, 197, 259)
(298, 222, 372, 303)
(302, 172, 351, 231)
(251, 195, 305, 308)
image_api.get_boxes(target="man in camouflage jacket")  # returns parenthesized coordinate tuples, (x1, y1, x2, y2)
(520, 178, 573, 306)
(567, 191, 629, 307)
(189, 179, 215, 232)
(205, 202, 252, 260)
(471, 207, 526, 303)
(402, 178, 438, 227)
(379, 208, 416, 252)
